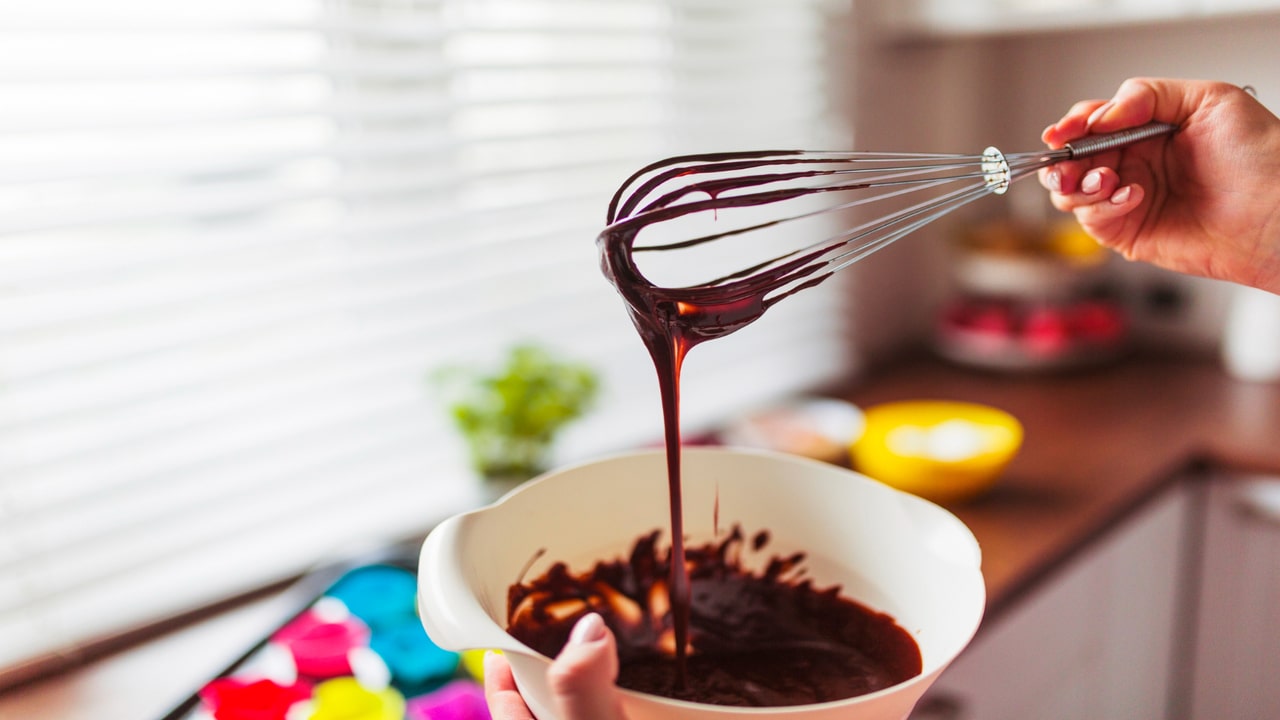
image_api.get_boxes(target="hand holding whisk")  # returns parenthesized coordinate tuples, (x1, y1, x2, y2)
(598, 122, 1176, 324)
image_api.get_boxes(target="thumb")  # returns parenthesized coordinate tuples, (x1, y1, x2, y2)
(547, 613, 627, 720)
(1087, 76, 1200, 132)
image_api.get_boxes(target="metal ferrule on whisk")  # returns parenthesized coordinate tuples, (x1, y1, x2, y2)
(981, 147, 1011, 195)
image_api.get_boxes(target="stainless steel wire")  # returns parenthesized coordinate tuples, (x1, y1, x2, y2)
(601, 122, 1176, 306)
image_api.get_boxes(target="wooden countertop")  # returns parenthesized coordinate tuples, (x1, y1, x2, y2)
(840, 351, 1280, 617)
(4, 351, 1279, 719)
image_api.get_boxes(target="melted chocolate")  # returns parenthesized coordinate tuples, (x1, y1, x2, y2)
(595, 156, 860, 687)
(597, 171, 787, 688)
(507, 527, 922, 706)
(534, 153, 924, 703)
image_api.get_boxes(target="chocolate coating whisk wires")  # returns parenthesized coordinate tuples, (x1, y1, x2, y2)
(600, 122, 1176, 312)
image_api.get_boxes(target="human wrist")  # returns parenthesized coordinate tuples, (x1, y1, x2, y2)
(1258, 213, 1280, 294)
(1259, 124, 1280, 292)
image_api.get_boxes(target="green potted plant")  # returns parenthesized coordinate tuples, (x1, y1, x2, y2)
(433, 344, 600, 494)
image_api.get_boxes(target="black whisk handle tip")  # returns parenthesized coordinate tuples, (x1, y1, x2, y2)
(1064, 121, 1178, 159)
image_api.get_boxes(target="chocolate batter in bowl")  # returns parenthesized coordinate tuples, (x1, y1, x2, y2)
(417, 447, 985, 720)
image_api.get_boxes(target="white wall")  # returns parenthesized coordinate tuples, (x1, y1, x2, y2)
(843, 7, 1280, 362)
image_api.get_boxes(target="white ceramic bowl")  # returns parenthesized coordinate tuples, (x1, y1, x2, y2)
(418, 447, 984, 720)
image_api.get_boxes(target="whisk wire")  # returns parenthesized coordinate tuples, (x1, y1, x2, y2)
(750, 179, 995, 305)
(634, 170, 986, 254)
(602, 122, 1177, 307)
(612, 151, 994, 223)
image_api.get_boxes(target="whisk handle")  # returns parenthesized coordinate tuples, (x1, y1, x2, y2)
(1064, 121, 1178, 159)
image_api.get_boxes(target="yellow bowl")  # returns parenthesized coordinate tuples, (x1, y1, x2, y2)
(852, 400, 1023, 504)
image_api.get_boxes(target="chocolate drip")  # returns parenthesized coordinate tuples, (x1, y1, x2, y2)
(558, 159, 923, 702)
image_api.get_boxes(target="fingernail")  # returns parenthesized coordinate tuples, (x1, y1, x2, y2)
(1045, 169, 1061, 192)
(1086, 101, 1115, 128)
(1110, 185, 1132, 204)
(1081, 170, 1102, 194)
(569, 613, 606, 645)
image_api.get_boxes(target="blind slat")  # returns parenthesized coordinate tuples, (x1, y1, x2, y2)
(0, 96, 454, 135)
(0, 133, 455, 186)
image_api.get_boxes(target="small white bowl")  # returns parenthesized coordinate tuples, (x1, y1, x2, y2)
(418, 448, 984, 720)
(720, 398, 865, 465)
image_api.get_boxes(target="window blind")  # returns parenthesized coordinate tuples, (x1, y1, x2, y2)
(0, 0, 852, 684)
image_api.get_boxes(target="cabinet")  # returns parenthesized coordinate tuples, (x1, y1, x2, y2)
(1188, 475, 1280, 719)
(911, 473, 1280, 720)
(886, 0, 1280, 39)
(1200, 0, 1280, 11)
(912, 483, 1191, 719)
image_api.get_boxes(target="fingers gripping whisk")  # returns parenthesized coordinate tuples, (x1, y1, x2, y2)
(598, 122, 1175, 313)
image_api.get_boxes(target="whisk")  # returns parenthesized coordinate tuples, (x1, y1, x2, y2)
(600, 122, 1176, 309)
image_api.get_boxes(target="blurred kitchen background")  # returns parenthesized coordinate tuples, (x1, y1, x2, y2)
(846, 1, 1280, 365)
(2, 0, 1279, 718)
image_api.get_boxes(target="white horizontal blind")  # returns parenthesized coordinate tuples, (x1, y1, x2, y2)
(0, 0, 852, 681)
